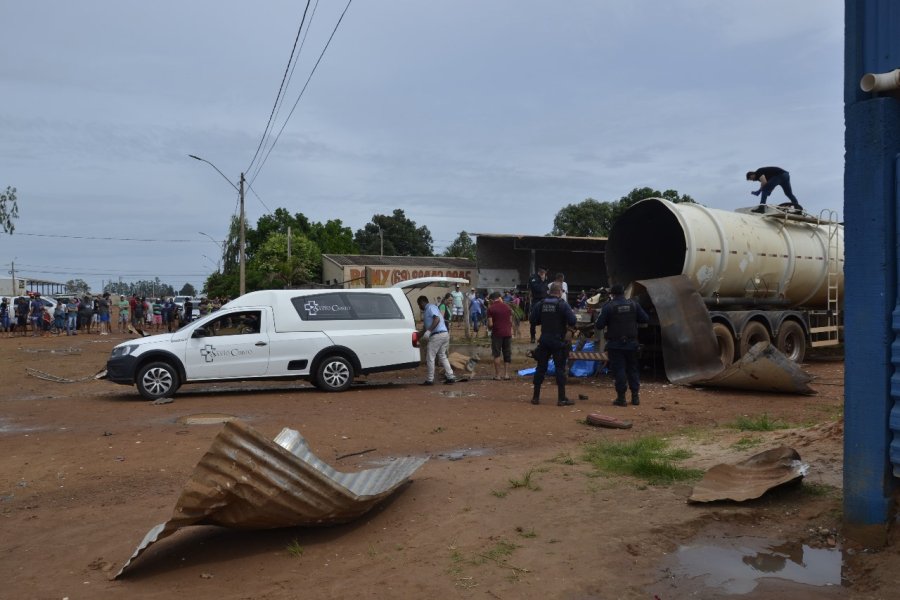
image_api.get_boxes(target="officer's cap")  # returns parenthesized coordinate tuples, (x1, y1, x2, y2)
(610, 283, 625, 295)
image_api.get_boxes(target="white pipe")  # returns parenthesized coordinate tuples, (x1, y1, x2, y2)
(860, 69, 900, 92)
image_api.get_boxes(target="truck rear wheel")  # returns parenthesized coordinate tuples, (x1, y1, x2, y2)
(712, 323, 736, 367)
(316, 355, 353, 392)
(739, 321, 771, 358)
(776, 321, 807, 364)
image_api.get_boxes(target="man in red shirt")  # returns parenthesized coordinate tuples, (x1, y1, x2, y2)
(486, 292, 514, 380)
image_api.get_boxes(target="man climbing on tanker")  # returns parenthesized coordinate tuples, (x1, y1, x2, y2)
(530, 281, 577, 406)
(594, 283, 649, 407)
(746, 166, 804, 213)
(528, 265, 548, 343)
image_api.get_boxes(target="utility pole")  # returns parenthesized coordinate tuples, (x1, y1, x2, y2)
(379, 226, 384, 257)
(287, 226, 291, 260)
(239, 172, 246, 296)
(9, 260, 16, 298)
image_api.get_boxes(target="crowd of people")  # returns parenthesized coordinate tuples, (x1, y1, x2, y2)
(0, 293, 231, 338)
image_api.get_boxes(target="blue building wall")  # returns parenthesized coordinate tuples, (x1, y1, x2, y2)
(843, 0, 900, 543)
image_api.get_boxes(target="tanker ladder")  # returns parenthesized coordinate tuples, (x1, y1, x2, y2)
(808, 209, 842, 347)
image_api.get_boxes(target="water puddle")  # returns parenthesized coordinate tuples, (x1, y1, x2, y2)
(664, 535, 848, 595)
(175, 413, 236, 425)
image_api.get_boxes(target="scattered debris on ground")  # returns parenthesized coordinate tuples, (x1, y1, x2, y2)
(689, 446, 808, 503)
(698, 343, 817, 394)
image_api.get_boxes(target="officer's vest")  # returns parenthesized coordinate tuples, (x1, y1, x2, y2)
(607, 300, 638, 340)
(530, 275, 548, 300)
(539, 298, 566, 336)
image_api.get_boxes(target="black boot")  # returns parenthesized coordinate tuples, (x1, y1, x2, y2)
(612, 391, 627, 407)
(557, 386, 575, 407)
(531, 385, 540, 405)
(631, 391, 640, 406)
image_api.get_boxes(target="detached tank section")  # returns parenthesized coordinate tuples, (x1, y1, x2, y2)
(606, 198, 843, 365)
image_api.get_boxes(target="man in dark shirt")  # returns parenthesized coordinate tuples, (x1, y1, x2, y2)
(486, 292, 513, 380)
(595, 283, 650, 406)
(530, 282, 578, 406)
(746, 167, 802, 213)
(528, 266, 548, 343)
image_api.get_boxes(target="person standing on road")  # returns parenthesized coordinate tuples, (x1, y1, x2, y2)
(97, 292, 111, 335)
(594, 283, 649, 407)
(548, 273, 568, 301)
(416, 295, 456, 386)
(53, 301, 65, 336)
(183, 298, 193, 324)
(528, 266, 548, 343)
(0, 298, 9, 338)
(133, 297, 146, 330)
(486, 292, 513, 380)
(530, 282, 577, 406)
(66, 297, 79, 335)
(117, 295, 129, 333)
(450, 284, 465, 324)
(746, 167, 803, 213)
(79, 295, 93, 333)
(469, 293, 484, 334)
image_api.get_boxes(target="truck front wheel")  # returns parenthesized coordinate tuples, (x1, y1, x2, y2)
(136, 361, 180, 400)
(739, 321, 771, 358)
(712, 323, 736, 367)
(775, 321, 807, 364)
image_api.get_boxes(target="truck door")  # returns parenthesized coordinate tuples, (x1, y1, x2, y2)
(184, 309, 270, 380)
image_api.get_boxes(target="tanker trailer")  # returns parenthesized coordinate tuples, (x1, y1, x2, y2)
(605, 199, 843, 365)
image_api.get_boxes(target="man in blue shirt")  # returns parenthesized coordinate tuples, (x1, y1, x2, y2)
(594, 283, 650, 406)
(530, 282, 578, 406)
(416, 295, 457, 386)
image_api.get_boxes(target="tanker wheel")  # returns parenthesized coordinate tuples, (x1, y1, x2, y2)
(712, 323, 736, 367)
(776, 321, 807, 364)
(739, 321, 771, 357)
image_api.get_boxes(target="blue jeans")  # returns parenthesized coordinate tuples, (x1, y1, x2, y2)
(470, 312, 482, 331)
(759, 172, 800, 206)
(66, 313, 77, 334)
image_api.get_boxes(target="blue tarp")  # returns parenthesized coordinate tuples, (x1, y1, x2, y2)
(517, 342, 606, 377)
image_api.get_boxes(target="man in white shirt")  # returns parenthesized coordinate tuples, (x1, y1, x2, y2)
(450, 284, 465, 324)
(416, 295, 456, 386)
(548, 272, 568, 300)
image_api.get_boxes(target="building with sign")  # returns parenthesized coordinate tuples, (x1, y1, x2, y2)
(321, 255, 476, 316)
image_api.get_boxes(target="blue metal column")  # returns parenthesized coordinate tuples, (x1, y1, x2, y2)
(843, 0, 900, 545)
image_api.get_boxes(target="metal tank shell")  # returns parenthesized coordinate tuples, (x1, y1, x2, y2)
(605, 199, 844, 309)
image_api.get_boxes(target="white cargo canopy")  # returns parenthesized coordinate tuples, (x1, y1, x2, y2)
(392, 276, 469, 290)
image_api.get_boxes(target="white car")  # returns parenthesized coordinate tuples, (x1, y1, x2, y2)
(106, 277, 467, 399)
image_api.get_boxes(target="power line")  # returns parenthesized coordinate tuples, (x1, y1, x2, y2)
(245, 180, 273, 215)
(13, 233, 224, 243)
(249, 0, 321, 186)
(250, 0, 354, 187)
(245, 0, 313, 176)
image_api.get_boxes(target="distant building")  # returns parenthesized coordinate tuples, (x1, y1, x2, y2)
(0, 276, 67, 298)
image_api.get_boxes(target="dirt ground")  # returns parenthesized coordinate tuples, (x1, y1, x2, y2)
(1, 330, 898, 599)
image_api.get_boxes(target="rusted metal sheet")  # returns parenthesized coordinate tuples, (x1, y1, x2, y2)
(637, 275, 724, 384)
(689, 447, 808, 503)
(116, 419, 426, 577)
(698, 342, 817, 395)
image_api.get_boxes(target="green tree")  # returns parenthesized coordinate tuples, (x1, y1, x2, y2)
(1, 186, 18, 234)
(180, 283, 197, 296)
(265, 257, 310, 290)
(551, 188, 695, 237)
(307, 219, 357, 254)
(443, 231, 476, 261)
(65, 279, 90, 295)
(355, 209, 434, 256)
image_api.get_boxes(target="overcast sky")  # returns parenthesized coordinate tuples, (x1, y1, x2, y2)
(2, 1, 844, 293)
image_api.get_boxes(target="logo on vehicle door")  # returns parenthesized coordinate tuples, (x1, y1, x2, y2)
(304, 300, 321, 315)
(303, 300, 351, 317)
(201, 344, 216, 362)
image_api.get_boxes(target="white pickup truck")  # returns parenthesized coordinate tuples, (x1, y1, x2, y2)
(106, 278, 466, 399)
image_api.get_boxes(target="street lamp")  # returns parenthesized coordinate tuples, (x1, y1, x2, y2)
(190, 155, 246, 296)
(202, 255, 220, 271)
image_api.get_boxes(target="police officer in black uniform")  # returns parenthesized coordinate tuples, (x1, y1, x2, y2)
(528, 265, 548, 343)
(594, 283, 649, 406)
(530, 281, 578, 406)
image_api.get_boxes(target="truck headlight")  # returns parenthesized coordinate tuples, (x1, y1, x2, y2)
(111, 345, 138, 359)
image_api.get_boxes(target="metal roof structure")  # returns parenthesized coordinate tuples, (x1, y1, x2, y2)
(472, 233, 606, 253)
(323, 254, 475, 268)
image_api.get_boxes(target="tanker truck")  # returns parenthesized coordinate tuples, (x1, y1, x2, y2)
(605, 199, 843, 366)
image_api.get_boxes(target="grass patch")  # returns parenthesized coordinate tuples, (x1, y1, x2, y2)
(431, 426, 446, 434)
(516, 527, 537, 538)
(367, 542, 378, 557)
(729, 412, 790, 432)
(581, 436, 703, 486)
(730, 436, 764, 451)
(483, 540, 520, 560)
(801, 482, 843, 501)
(509, 468, 536, 489)
(285, 539, 305, 557)
(491, 490, 508, 498)
(549, 451, 577, 465)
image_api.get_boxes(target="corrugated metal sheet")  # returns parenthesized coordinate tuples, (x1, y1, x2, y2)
(698, 342, 817, 395)
(689, 447, 808, 503)
(116, 419, 426, 577)
(323, 254, 475, 268)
